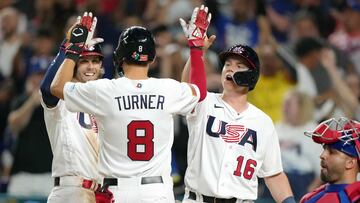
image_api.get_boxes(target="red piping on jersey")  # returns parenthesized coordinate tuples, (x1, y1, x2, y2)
(190, 48, 207, 102)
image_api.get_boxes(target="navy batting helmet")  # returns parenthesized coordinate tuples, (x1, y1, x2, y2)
(113, 26, 156, 68)
(219, 44, 260, 91)
(80, 43, 103, 59)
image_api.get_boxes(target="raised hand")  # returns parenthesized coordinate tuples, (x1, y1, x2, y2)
(68, 12, 93, 48)
(84, 13, 103, 49)
(65, 16, 81, 42)
(65, 12, 103, 61)
(204, 35, 216, 51)
(179, 5, 212, 47)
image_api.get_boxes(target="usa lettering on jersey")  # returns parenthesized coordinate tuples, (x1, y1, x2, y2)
(206, 115, 258, 151)
(115, 94, 165, 111)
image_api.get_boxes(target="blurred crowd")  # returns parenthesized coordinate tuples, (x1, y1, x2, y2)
(0, 0, 359, 201)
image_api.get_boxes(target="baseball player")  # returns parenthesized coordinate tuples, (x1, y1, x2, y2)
(40, 14, 112, 202)
(49, 8, 209, 203)
(180, 18, 295, 202)
(300, 117, 360, 203)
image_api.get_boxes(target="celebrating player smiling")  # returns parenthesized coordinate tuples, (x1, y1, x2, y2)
(40, 12, 111, 203)
(50, 7, 209, 202)
(180, 6, 295, 203)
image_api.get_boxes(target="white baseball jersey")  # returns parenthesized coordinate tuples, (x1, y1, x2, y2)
(63, 77, 199, 179)
(40, 98, 100, 180)
(184, 92, 283, 200)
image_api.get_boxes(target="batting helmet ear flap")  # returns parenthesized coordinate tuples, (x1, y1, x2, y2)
(232, 69, 259, 90)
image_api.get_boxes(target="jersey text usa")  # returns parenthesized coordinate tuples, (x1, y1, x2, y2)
(206, 115, 258, 151)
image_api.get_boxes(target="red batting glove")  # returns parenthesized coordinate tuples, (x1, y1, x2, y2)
(179, 5, 212, 47)
(95, 188, 115, 203)
(65, 12, 102, 62)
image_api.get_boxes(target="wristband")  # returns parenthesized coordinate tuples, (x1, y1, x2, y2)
(282, 196, 296, 203)
(65, 44, 82, 62)
(60, 39, 69, 50)
(65, 52, 80, 62)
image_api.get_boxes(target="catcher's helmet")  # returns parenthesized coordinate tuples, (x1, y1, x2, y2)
(113, 26, 156, 68)
(305, 117, 360, 159)
(80, 43, 103, 59)
(219, 44, 260, 91)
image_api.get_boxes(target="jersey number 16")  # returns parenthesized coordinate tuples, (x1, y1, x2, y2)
(233, 155, 257, 180)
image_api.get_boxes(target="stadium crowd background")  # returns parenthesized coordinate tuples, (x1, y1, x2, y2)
(0, 0, 359, 202)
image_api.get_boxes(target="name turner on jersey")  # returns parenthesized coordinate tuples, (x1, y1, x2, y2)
(115, 94, 165, 111)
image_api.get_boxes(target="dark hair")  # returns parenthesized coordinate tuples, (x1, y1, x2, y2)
(294, 37, 324, 58)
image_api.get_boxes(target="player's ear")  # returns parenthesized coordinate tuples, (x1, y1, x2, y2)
(345, 157, 357, 170)
(99, 66, 105, 78)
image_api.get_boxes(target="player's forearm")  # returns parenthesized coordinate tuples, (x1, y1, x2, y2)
(189, 48, 207, 101)
(264, 172, 295, 203)
(326, 64, 358, 111)
(50, 59, 76, 100)
(40, 43, 66, 106)
(182, 36, 215, 84)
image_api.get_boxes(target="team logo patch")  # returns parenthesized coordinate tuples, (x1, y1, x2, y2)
(72, 27, 84, 37)
(132, 52, 148, 61)
(132, 52, 140, 60)
(139, 55, 148, 61)
(192, 27, 203, 38)
(67, 83, 76, 93)
(233, 46, 245, 54)
(221, 124, 247, 143)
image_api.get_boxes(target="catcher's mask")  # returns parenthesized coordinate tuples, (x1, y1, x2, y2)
(113, 26, 156, 75)
(305, 117, 360, 159)
(219, 44, 260, 91)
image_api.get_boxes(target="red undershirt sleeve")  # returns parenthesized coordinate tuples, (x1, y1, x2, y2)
(189, 47, 207, 102)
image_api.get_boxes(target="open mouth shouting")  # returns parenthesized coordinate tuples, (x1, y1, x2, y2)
(225, 73, 233, 81)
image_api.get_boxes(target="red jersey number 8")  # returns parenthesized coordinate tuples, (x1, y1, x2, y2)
(127, 120, 154, 161)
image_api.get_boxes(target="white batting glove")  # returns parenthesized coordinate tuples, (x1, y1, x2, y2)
(179, 5, 212, 47)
